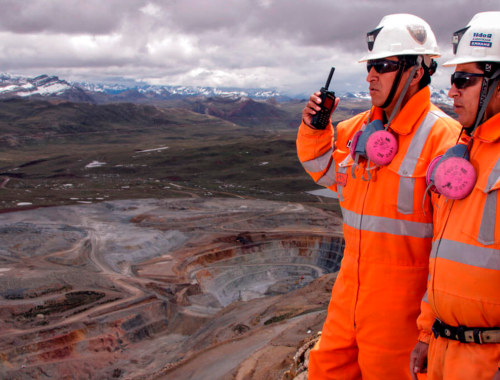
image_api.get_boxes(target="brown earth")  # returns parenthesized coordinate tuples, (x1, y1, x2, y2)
(0, 198, 343, 379)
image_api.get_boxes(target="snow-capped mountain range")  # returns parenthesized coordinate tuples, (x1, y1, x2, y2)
(0, 72, 73, 97)
(340, 86, 452, 106)
(0, 72, 453, 105)
(0, 72, 285, 101)
(75, 81, 285, 100)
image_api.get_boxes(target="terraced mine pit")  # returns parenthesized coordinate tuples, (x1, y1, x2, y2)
(0, 198, 344, 380)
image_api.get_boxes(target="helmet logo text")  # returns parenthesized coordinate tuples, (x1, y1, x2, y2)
(471, 32, 493, 48)
(407, 24, 427, 45)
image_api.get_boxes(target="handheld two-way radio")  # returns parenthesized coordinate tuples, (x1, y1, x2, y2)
(310, 67, 336, 130)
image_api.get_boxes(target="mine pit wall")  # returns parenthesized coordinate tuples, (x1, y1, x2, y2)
(1, 300, 169, 362)
(213, 265, 320, 306)
(184, 235, 345, 307)
(0, 298, 210, 378)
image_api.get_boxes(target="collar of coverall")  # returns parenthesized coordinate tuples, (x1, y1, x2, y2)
(473, 111, 500, 143)
(369, 86, 430, 136)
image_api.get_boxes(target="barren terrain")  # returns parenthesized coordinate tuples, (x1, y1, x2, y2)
(0, 197, 343, 380)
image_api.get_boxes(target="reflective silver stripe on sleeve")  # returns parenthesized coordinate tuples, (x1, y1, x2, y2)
(316, 164, 337, 187)
(431, 239, 500, 270)
(422, 291, 429, 304)
(485, 156, 500, 192)
(397, 110, 448, 177)
(342, 209, 433, 238)
(397, 177, 416, 214)
(301, 147, 334, 173)
(478, 190, 497, 245)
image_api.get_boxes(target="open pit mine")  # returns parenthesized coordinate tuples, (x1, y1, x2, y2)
(0, 198, 344, 380)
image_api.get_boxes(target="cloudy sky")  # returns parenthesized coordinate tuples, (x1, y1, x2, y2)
(0, 0, 498, 96)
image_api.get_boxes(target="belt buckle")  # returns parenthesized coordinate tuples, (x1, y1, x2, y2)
(432, 319, 441, 339)
(478, 331, 484, 344)
(473, 328, 484, 344)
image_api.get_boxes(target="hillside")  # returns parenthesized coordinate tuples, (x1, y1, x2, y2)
(0, 97, 339, 212)
(0, 98, 229, 142)
(0, 96, 455, 212)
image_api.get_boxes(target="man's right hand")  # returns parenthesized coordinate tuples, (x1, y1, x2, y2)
(410, 341, 429, 380)
(302, 91, 339, 128)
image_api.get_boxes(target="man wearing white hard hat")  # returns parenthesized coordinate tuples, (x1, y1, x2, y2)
(410, 11, 500, 380)
(297, 14, 461, 380)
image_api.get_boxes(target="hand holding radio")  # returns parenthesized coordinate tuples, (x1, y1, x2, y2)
(302, 67, 338, 130)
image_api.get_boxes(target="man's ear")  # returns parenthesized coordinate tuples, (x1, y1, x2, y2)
(410, 67, 424, 85)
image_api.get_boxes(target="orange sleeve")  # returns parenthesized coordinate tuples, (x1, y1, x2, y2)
(417, 297, 435, 344)
(296, 121, 338, 193)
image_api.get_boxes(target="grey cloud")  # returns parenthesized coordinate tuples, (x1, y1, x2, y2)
(1, 0, 500, 95)
(0, 0, 147, 34)
(160, 0, 500, 50)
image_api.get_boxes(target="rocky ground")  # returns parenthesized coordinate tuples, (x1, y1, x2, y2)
(0, 198, 343, 380)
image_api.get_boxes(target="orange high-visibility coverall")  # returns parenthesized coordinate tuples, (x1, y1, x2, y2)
(296, 87, 461, 380)
(416, 112, 500, 380)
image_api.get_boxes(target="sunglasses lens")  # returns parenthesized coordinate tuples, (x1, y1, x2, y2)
(367, 60, 400, 74)
(451, 72, 483, 89)
(451, 77, 467, 89)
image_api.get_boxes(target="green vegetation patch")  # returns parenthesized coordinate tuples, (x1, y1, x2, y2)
(263, 312, 294, 325)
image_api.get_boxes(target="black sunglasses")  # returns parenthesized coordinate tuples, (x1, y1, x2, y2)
(450, 71, 485, 90)
(366, 59, 401, 74)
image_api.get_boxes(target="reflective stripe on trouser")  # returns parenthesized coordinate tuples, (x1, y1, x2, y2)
(428, 334, 500, 380)
(308, 255, 428, 380)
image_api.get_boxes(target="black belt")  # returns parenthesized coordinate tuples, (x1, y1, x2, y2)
(432, 319, 500, 344)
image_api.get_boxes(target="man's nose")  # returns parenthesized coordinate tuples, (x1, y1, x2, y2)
(448, 83, 460, 98)
(366, 67, 378, 82)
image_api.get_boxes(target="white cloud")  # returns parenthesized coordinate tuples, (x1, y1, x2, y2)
(140, 3, 161, 17)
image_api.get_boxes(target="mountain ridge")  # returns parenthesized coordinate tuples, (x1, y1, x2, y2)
(0, 72, 453, 105)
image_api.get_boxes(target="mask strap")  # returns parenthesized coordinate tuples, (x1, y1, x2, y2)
(366, 108, 373, 124)
(351, 157, 358, 179)
(361, 158, 377, 181)
(422, 182, 435, 216)
(362, 166, 372, 181)
(350, 111, 372, 179)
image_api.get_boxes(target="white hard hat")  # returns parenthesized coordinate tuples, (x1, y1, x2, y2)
(359, 14, 440, 63)
(443, 12, 500, 67)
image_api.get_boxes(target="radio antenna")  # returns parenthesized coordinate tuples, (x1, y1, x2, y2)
(324, 67, 335, 90)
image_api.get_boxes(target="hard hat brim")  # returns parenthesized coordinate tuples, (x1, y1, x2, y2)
(443, 56, 494, 67)
(359, 51, 440, 63)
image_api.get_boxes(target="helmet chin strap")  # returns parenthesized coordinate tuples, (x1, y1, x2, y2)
(381, 61, 406, 109)
(451, 66, 500, 162)
(467, 66, 500, 136)
(385, 56, 423, 130)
